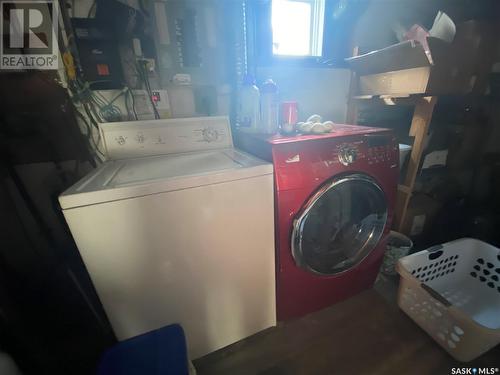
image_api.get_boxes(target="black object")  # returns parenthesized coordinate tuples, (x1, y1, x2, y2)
(71, 18, 124, 90)
(0, 72, 91, 164)
(365, 134, 390, 148)
(95, 0, 145, 37)
(94, 0, 156, 59)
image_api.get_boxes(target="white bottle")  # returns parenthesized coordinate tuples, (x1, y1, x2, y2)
(260, 78, 279, 134)
(238, 74, 260, 132)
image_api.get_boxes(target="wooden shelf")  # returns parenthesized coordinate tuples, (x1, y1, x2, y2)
(352, 94, 429, 106)
(346, 55, 438, 234)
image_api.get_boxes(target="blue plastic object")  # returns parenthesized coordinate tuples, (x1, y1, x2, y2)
(97, 324, 189, 375)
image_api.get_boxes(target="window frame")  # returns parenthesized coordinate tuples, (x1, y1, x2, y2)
(309, 0, 326, 57)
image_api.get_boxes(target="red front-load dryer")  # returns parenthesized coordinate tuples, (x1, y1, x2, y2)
(237, 124, 398, 321)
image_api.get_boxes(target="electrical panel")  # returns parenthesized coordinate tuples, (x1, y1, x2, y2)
(154, 1, 230, 88)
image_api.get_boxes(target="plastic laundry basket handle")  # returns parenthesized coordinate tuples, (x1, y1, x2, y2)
(426, 244, 444, 260)
(421, 283, 451, 307)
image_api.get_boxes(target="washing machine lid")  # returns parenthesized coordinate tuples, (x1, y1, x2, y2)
(291, 174, 388, 275)
(59, 149, 272, 209)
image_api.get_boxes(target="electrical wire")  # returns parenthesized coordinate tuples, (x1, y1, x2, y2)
(124, 90, 132, 120)
(128, 88, 139, 120)
(95, 93, 122, 121)
(82, 102, 99, 129)
(136, 60, 160, 119)
(71, 79, 126, 122)
(70, 79, 101, 119)
(81, 102, 107, 159)
(74, 106, 106, 159)
(138, 63, 160, 119)
(125, 87, 138, 120)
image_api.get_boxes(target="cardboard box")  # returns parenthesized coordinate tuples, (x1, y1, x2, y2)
(346, 21, 494, 96)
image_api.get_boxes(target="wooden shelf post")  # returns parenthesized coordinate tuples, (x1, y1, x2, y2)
(393, 96, 437, 231)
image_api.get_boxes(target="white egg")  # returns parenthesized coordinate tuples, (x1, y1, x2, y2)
(322, 121, 334, 131)
(299, 121, 313, 132)
(306, 114, 322, 123)
(311, 123, 327, 134)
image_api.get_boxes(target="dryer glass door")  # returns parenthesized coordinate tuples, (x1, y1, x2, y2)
(292, 174, 388, 275)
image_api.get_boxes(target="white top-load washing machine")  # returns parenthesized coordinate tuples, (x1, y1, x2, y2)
(59, 117, 276, 358)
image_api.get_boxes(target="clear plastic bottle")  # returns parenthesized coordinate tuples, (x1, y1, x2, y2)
(238, 74, 260, 132)
(260, 79, 279, 134)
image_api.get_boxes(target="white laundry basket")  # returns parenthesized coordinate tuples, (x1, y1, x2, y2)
(396, 238, 500, 362)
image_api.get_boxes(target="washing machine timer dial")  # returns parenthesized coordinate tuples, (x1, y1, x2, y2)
(338, 146, 357, 166)
(202, 127, 220, 142)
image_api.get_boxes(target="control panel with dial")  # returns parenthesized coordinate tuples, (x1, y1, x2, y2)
(338, 145, 358, 166)
(201, 127, 220, 142)
(101, 117, 233, 159)
(324, 137, 395, 167)
(332, 142, 362, 166)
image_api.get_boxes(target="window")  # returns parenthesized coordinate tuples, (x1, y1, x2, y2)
(271, 0, 326, 57)
(249, 0, 366, 67)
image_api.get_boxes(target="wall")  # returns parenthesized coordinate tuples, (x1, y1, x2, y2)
(351, 1, 428, 53)
(70, 2, 351, 124)
(70, 0, 234, 121)
(351, 0, 499, 54)
(256, 67, 350, 122)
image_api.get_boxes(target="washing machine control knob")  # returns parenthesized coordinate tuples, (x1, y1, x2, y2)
(338, 147, 357, 166)
(202, 127, 219, 142)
